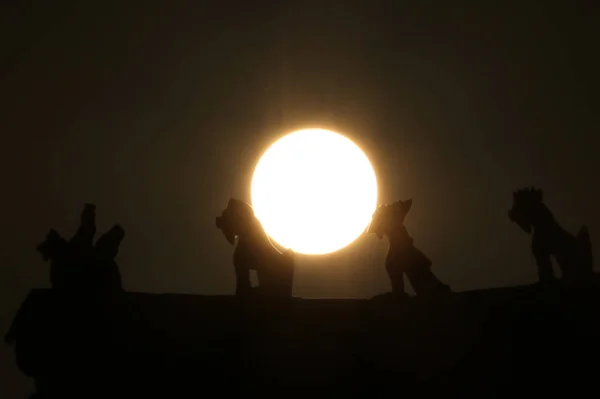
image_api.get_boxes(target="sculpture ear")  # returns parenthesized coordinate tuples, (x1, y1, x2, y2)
(112, 224, 125, 241)
(403, 198, 413, 213)
(227, 198, 245, 212)
(47, 229, 61, 240)
(95, 225, 125, 260)
(225, 199, 244, 220)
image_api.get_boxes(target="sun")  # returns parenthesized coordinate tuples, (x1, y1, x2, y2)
(251, 128, 378, 255)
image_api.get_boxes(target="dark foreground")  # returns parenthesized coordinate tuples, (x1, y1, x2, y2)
(6, 279, 600, 398)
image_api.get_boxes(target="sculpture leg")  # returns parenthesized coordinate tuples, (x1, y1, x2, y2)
(234, 264, 252, 296)
(406, 265, 450, 296)
(532, 244, 556, 283)
(535, 255, 555, 283)
(400, 247, 446, 296)
(387, 267, 406, 297)
(255, 265, 294, 298)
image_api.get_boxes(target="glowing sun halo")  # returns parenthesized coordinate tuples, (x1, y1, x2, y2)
(251, 128, 378, 255)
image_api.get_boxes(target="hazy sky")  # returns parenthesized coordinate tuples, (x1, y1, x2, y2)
(1, 2, 598, 395)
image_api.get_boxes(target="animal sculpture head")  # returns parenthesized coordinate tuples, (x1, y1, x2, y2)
(508, 187, 543, 234)
(368, 199, 413, 239)
(36, 229, 68, 262)
(216, 198, 259, 245)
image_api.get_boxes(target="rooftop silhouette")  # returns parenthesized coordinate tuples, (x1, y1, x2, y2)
(7, 282, 600, 397)
(5, 192, 599, 397)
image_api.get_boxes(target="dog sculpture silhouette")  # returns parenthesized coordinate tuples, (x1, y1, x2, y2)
(216, 198, 295, 297)
(509, 187, 593, 283)
(368, 199, 451, 297)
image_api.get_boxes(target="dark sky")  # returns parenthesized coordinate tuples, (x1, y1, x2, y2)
(1, 2, 598, 395)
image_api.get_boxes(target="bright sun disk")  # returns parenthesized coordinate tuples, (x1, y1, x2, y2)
(251, 128, 378, 255)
